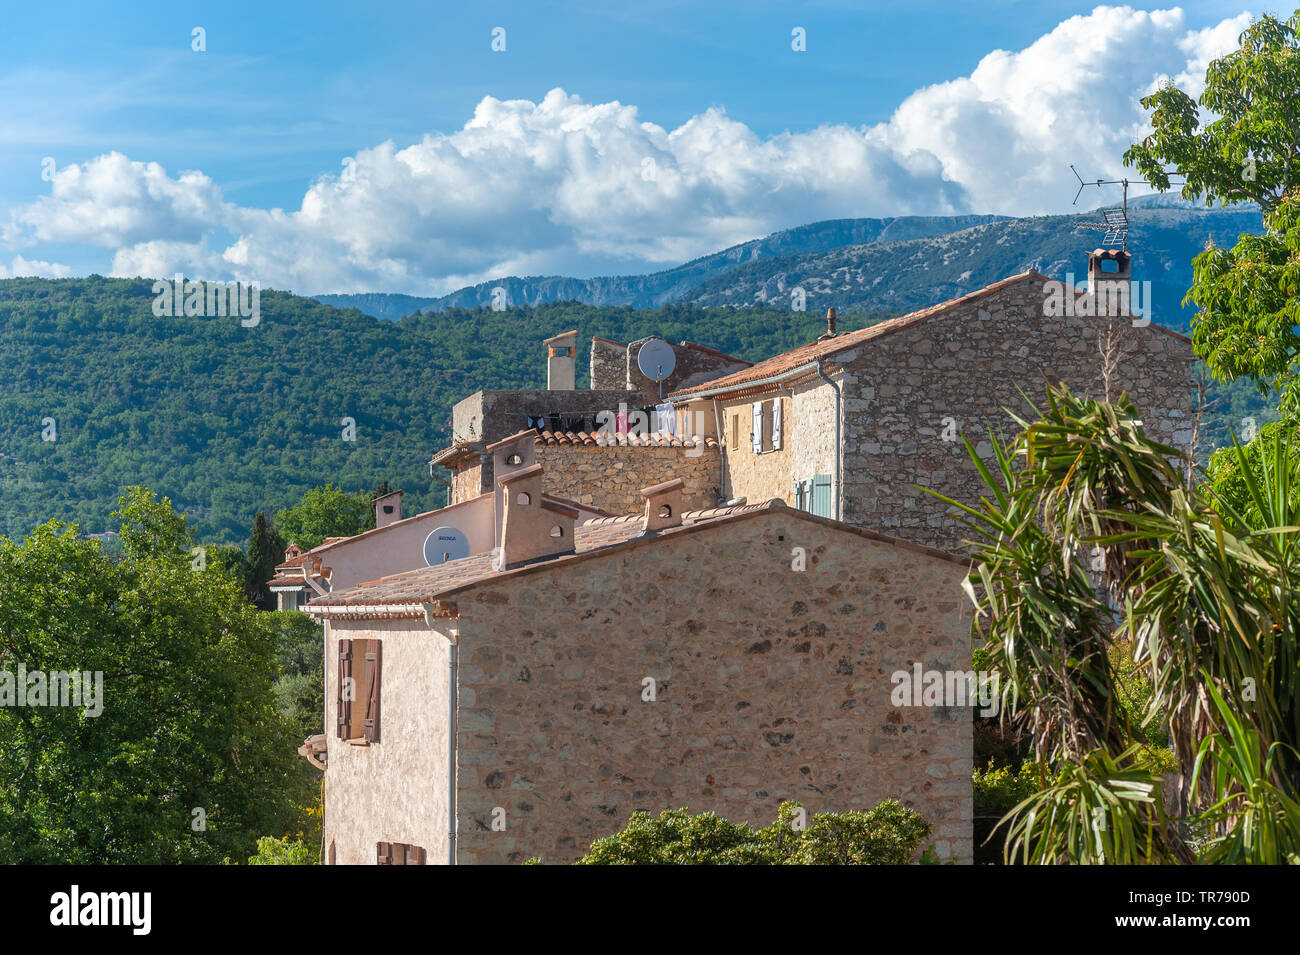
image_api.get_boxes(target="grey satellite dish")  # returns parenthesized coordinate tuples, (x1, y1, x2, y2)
(423, 526, 470, 565)
(637, 338, 677, 399)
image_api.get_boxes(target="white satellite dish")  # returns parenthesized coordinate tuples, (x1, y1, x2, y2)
(423, 526, 470, 565)
(636, 338, 677, 381)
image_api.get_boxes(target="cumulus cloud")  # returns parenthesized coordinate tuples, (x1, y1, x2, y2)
(1, 5, 1255, 295)
(0, 255, 72, 279)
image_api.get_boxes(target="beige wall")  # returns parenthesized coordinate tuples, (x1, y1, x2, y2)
(323, 617, 454, 865)
(717, 382, 839, 509)
(447, 510, 972, 864)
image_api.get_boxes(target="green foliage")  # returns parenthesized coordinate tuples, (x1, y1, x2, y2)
(1125, 11, 1300, 214)
(246, 512, 285, 610)
(973, 761, 1045, 812)
(264, 610, 325, 743)
(274, 483, 371, 552)
(936, 383, 1300, 864)
(244, 835, 317, 865)
(0, 488, 314, 863)
(574, 799, 932, 865)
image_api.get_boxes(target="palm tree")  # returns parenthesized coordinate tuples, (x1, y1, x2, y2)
(934, 383, 1300, 863)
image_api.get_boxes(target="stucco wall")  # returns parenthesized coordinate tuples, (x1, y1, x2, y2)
(835, 276, 1196, 554)
(534, 445, 721, 514)
(323, 617, 453, 865)
(449, 510, 973, 864)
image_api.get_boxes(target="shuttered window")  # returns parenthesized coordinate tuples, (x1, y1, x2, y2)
(811, 474, 833, 518)
(377, 841, 426, 865)
(337, 637, 382, 744)
(771, 398, 782, 450)
(751, 402, 763, 453)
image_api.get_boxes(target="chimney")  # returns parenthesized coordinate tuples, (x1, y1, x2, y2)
(373, 490, 403, 529)
(641, 478, 685, 532)
(1087, 248, 1132, 295)
(544, 330, 578, 390)
(496, 463, 577, 567)
(817, 307, 837, 341)
(487, 429, 538, 546)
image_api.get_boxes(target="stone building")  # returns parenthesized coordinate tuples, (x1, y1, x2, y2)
(306, 472, 973, 865)
(433, 331, 746, 514)
(670, 256, 1196, 554)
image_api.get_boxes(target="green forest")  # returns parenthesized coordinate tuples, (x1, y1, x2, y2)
(0, 275, 1273, 546)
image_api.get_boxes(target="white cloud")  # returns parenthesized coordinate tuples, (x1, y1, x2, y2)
(0, 255, 72, 279)
(1, 6, 1255, 295)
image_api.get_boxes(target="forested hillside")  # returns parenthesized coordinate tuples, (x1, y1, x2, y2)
(0, 278, 885, 543)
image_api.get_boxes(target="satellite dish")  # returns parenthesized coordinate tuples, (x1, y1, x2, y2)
(636, 338, 677, 382)
(423, 526, 470, 565)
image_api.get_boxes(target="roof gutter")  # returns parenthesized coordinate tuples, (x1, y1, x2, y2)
(670, 360, 827, 403)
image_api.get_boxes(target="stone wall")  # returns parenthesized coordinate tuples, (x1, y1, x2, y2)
(451, 460, 490, 506)
(453, 389, 635, 447)
(451, 509, 974, 864)
(534, 444, 721, 514)
(590, 338, 626, 391)
(836, 275, 1196, 554)
(718, 382, 839, 509)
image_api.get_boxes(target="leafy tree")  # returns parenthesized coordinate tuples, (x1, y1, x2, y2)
(274, 484, 371, 552)
(0, 489, 313, 863)
(1125, 11, 1300, 214)
(244, 835, 317, 865)
(573, 799, 933, 865)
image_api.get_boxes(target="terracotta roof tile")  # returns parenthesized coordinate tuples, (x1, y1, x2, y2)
(535, 429, 718, 449)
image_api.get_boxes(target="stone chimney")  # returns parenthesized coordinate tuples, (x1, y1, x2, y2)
(373, 490, 403, 529)
(487, 429, 538, 547)
(1087, 248, 1131, 295)
(497, 463, 577, 567)
(641, 478, 685, 532)
(544, 330, 577, 391)
(817, 307, 838, 341)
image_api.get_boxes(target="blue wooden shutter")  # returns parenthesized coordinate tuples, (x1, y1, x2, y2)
(772, 398, 782, 450)
(812, 474, 832, 517)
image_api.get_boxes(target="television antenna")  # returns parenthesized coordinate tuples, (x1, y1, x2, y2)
(1069, 164, 1184, 253)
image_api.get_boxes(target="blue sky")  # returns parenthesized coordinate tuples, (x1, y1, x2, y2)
(0, 1, 1262, 294)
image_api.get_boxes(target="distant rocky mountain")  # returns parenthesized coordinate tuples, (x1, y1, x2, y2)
(684, 208, 1263, 330)
(313, 215, 1008, 318)
(314, 206, 1262, 332)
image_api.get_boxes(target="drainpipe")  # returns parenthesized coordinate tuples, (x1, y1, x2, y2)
(426, 605, 458, 865)
(711, 398, 726, 503)
(815, 360, 842, 520)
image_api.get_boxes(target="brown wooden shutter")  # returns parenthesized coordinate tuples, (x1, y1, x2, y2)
(363, 640, 382, 743)
(336, 639, 353, 739)
(328, 840, 336, 865)
(377, 841, 392, 865)
(405, 844, 425, 865)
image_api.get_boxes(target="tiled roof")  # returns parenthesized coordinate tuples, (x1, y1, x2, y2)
(535, 429, 718, 449)
(267, 574, 313, 589)
(670, 271, 1191, 398)
(306, 499, 965, 616)
(430, 440, 484, 468)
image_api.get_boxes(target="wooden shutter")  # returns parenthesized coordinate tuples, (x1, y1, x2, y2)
(363, 640, 382, 743)
(812, 474, 832, 518)
(772, 398, 782, 450)
(376, 841, 393, 865)
(751, 402, 763, 453)
(328, 840, 336, 865)
(405, 844, 426, 865)
(336, 639, 352, 739)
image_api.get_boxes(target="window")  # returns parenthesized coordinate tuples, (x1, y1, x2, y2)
(549, 524, 564, 538)
(796, 475, 832, 517)
(517, 492, 531, 506)
(731, 414, 739, 448)
(377, 842, 426, 865)
(751, 399, 783, 452)
(337, 638, 382, 744)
